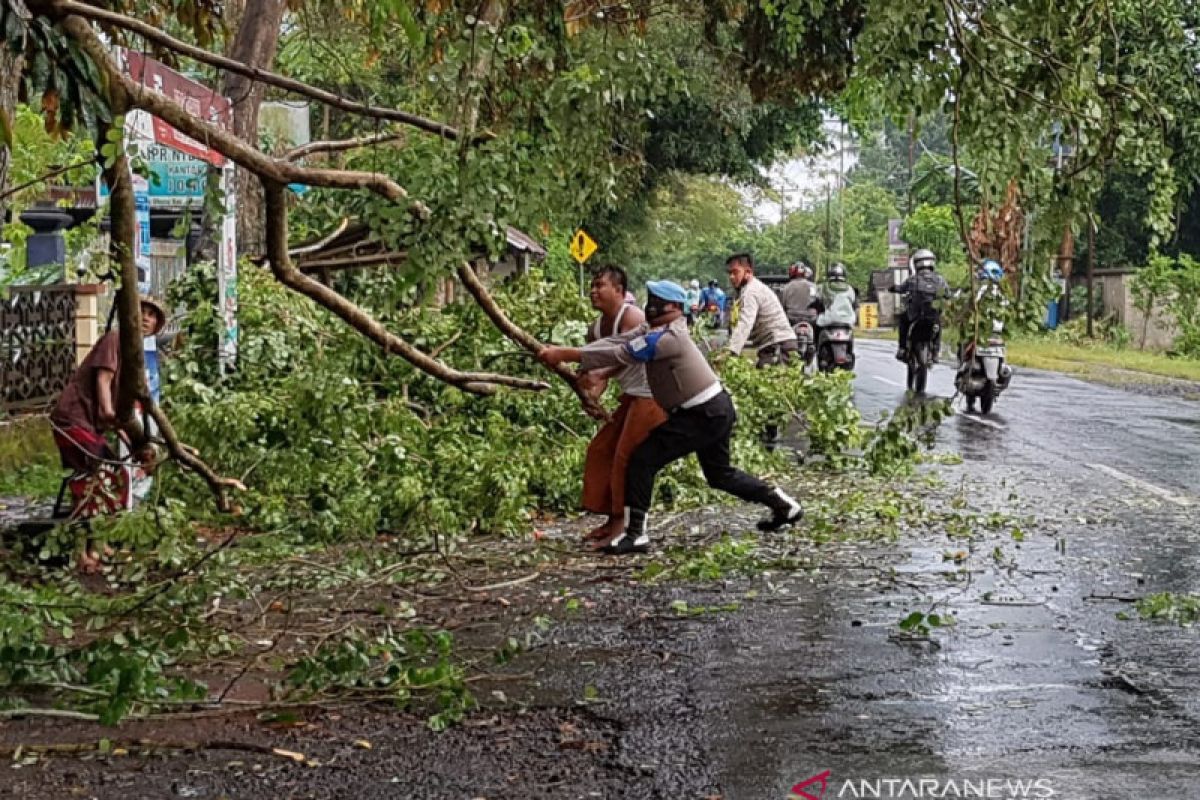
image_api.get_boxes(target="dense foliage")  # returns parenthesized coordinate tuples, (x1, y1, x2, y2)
(162, 251, 885, 543)
(0, 252, 941, 723)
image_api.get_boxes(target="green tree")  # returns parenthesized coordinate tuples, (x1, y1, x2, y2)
(901, 204, 969, 286)
(751, 182, 897, 288)
(615, 174, 752, 287)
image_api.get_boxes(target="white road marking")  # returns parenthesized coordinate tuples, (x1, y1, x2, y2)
(1086, 463, 1195, 507)
(955, 410, 1006, 430)
(873, 375, 906, 388)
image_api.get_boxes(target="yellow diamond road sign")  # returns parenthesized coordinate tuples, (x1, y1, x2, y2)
(570, 229, 598, 263)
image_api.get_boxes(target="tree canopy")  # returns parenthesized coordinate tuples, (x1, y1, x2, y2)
(3, 0, 1200, 496)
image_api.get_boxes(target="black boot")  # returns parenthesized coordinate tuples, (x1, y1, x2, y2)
(763, 424, 780, 451)
(757, 488, 803, 532)
(604, 507, 650, 555)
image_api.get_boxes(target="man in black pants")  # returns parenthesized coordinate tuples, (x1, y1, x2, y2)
(538, 279, 803, 554)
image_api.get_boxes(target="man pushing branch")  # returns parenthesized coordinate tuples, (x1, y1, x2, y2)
(538, 280, 803, 555)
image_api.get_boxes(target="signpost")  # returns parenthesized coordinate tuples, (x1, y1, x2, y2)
(858, 302, 879, 330)
(102, 47, 238, 372)
(570, 228, 598, 296)
(115, 49, 232, 167)
(100, 143, 209, 209)
(218, 171, 238, 369)
(887, 217, 910, 272)
(132, 173, 152, 293)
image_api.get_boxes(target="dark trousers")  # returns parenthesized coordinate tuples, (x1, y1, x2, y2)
(900, 313, 940, 355)
(624, 390, 774, 514)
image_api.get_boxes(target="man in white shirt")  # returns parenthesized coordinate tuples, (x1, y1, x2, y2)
(723, 253, 800, 445)
(724, 253, 799, 366)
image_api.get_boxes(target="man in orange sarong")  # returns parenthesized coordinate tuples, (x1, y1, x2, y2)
(577, 265, 667, 547)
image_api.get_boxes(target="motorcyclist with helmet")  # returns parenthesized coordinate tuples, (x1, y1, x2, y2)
(809, 262, 858, 329)
(890, 248, 950, 362)
(699, 279, 728, 326)
(684, 279, 703, 326)
(963, 259, 1009, 350)
(779, 261, 818, 326)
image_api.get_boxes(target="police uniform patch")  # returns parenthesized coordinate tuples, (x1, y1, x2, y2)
(625, 331, 664, 363)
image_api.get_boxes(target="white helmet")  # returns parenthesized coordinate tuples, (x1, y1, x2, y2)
(911, 248, 937, 271)
(690, 279, 700, 289)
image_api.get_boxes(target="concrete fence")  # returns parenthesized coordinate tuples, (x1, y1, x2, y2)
(1074, 269, 1178, 350)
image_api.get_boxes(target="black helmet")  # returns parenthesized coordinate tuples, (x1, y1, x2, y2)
(911, 248, 937, 271)
(828, 263, 847, 281)
(708, 279, 719, 288)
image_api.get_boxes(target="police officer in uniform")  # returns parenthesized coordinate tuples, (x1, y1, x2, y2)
(538, 280, 804, 554)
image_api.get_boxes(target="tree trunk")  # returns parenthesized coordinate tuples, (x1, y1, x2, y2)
(0, 49, 24, 224)
(101, 152, 150, 442)
(1057, 223, 1074, 321)
(455, 0, 507, 143)
(222, 0, 288, 258)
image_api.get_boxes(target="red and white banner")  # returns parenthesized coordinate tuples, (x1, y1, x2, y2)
(115, 48, 232, 167)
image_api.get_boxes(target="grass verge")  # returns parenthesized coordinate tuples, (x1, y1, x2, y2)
(857, 327, 898, 341)
(0, 414, 62, 499)
(1006, 338, 1200, 385)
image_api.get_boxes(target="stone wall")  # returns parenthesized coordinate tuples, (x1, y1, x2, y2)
(1086, 270, 1178, 350)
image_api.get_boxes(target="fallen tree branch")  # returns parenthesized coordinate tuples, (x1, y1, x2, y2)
(0, 158, 94, 201)
(100, 147, 149, 440)
(455, 262, 608, 419)
(464, 571, 541, 593)
(288, 216, 350, 257)
(429, 331, 462, 359)
(285, 130, 407, 162)
(0, 708, 99, 721)
(144, 398, 245, 512)
(0, 738, 310, 764)
(54, 7, 547, 401)
(57, 14, 424, 215)
(262, 181, 549, 395)
(46, 0, 463, 142)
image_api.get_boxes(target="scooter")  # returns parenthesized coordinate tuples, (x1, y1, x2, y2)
(955, 319, 1014, 414)
(792, 312, 818, 371)
(816, 323, 856, 373)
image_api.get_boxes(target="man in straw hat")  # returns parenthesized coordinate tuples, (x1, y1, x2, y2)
(49, 294, 166, 571)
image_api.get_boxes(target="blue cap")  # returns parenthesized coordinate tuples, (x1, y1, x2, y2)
(645, 280, 688, 304)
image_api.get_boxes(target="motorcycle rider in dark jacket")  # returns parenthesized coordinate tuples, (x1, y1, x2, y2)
(890, 248, 949, 362)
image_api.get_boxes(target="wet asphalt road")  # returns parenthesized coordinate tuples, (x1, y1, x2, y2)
(850, 339, 1200, 498)
(700, 341, 1200, 799)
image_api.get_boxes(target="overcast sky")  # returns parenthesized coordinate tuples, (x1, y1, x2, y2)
(746, 116, 859, 226)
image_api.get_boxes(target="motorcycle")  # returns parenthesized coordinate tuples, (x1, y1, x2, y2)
(905, 316, 940, 394)
(792, 312, 818, 371)
(955, 319, 1014, 414)
(816, 323, 856, 373)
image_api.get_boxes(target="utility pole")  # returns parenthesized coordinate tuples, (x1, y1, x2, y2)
(906, 113, 916, 216)
(824, 182, 832, 273)
(1057, 224, 1075, 322)
(838, 120, 846, 262)
(1086, 212, 1096, 339)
